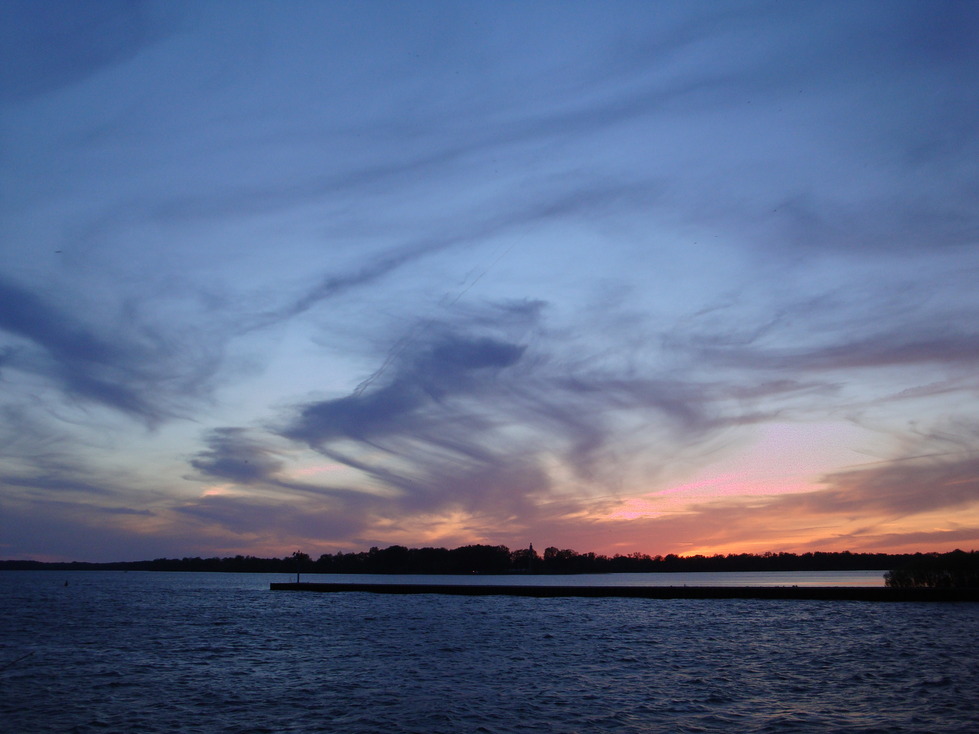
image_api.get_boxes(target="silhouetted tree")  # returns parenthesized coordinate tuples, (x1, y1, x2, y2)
(511, 543, 541, 573)
(5, 547, 963, 578)
(885, 550, 979, 588)
(450, 544, 511, 574)
(372, 545, 411, 573)
(542, 547, 581, 573)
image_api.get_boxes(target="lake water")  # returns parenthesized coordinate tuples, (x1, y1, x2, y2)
(2, 571, 978, 733)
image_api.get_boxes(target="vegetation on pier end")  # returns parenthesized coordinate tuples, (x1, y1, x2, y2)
(884, 549, 979, 589)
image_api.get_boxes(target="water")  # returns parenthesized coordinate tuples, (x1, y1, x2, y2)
(2, 571, 977, 733)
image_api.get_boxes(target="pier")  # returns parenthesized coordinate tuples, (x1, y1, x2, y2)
(270, 582, 979, 602)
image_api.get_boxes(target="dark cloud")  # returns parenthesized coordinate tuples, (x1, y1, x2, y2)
(286, 384, 426, 447)
(285, 334, 525, 446)
(188, 428, 379, 514)
(174, 494, 366, 541)
(0, 0, 176, 102)
(0, 473, 116, 497)
(797, 331, 979, 372)
(803, 454, 979, 519)
(0, 433, 142, 504)
(275, 303, 728, 528)
(670, 283, 979, 385)
(719, 329, 979, 375)
(283, 334, 525, 446)
(27, 499, 154, 518)
(190, 428, 286, 486)
(0, 276, 220, 423)
(276, 327, 546, 522)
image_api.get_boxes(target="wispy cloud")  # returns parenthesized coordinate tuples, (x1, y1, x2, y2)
(174, 494, 367, 542)
(190, 427, 289, 486)
(269, 302, 726, 527)
(0, 0, 175, 102)
(189, 427, 376, 507)
(0, 276, 222, 424)
(3, 2, 978, 560)
(579, 425, 979, 555)
(0, 472, 117, 498)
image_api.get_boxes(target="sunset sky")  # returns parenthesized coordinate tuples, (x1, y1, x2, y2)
(2, 1, 978, 562)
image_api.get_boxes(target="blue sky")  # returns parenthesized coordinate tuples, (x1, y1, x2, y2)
(2, 1, 978, 561)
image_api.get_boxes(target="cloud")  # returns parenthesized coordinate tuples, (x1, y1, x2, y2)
(0, 276, 221, 424)
(667, 277, 979, 393)
(271, 301, 734, 534)
(0, 495, 181, 562)
(258, 180, 661, 326)
(174, 494, 366, 542)
(0, 0, 176, 102)
(188, 428, 375, 506)
(3, 2, 978, 561)
(803, 456, 979, 520)
(276, 325, 545, 520)
(826, 527, 979, 553)
(0, 472, 116, 498)
(284, 334, 525, 444)
(114, 1, 976, 272)
(583, 435, 979, 555)
(718, 328, 979, 375)
(190, 428, 287, 486)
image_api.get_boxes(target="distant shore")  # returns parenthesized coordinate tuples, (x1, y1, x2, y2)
(4, 548, 975, 576)
(270, 581, 979, 602)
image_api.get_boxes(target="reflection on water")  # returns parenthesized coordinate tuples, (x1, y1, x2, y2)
(2, 571, 976, 733)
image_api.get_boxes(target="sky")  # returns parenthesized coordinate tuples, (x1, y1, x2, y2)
(2, 1, 978, 562)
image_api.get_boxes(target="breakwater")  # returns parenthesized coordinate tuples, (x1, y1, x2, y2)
(270, 581, 979, 601)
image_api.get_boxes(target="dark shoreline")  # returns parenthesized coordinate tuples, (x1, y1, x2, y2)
(270, 582, 979, 602)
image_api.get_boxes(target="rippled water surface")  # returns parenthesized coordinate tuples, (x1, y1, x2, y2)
(2, 571, 978, 733)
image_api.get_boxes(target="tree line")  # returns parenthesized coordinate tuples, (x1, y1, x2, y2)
(884, 549, 979, 589)
(2, 545, 976, 577)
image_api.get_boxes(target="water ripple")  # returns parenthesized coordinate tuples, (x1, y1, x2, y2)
(2, 572, 978, 732)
